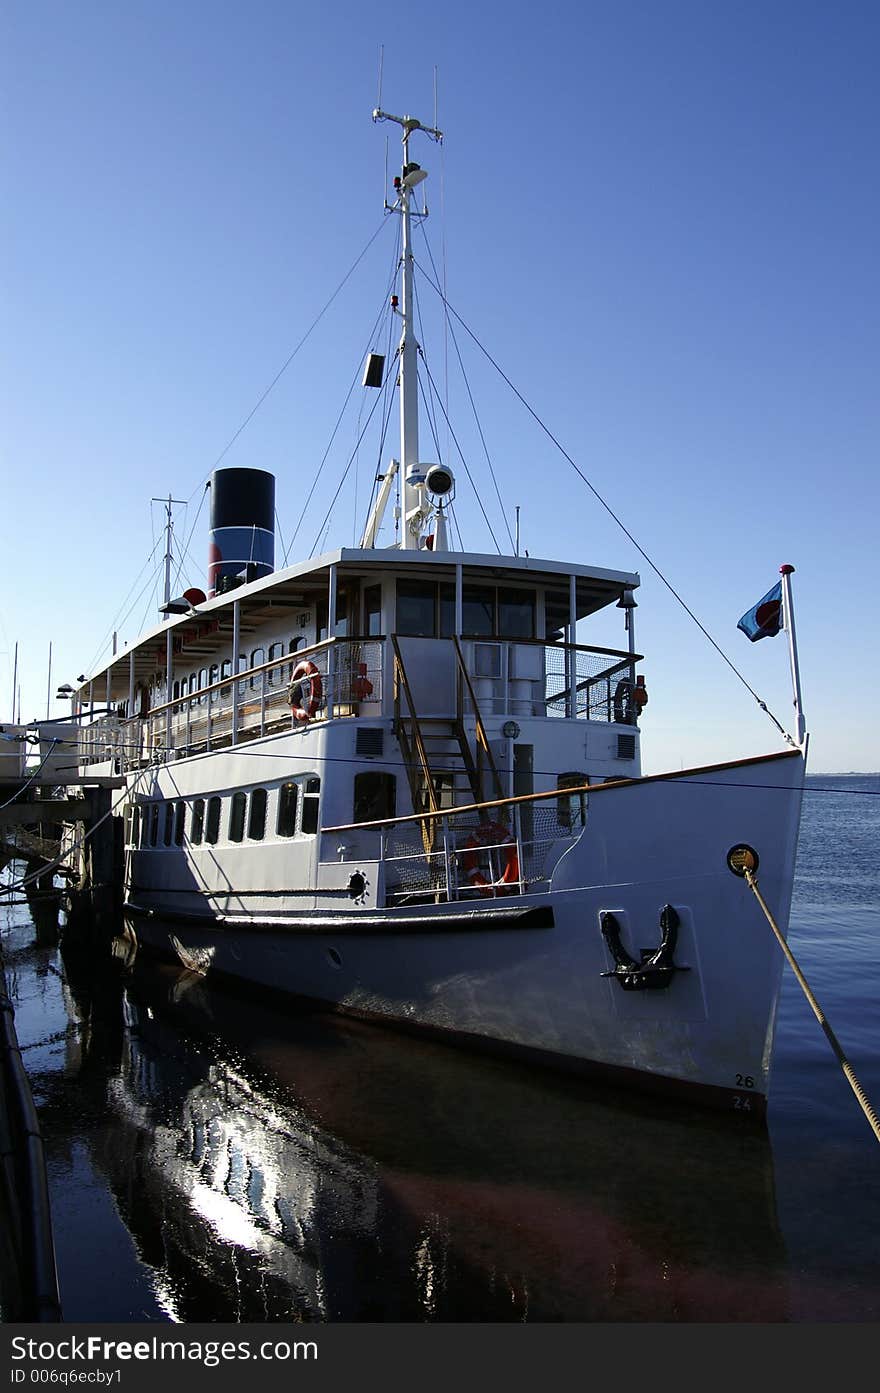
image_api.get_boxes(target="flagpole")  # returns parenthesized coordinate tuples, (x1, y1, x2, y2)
(779, 564, 806, 746)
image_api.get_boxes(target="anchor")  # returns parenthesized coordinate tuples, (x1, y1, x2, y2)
(599, 904, 688, 991)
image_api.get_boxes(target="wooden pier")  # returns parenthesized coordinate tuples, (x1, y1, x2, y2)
(0, 774, 126, 944)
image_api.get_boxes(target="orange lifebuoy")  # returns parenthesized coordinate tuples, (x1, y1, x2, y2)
(460, 820, 520, 895)
(288, 660, 323, 722)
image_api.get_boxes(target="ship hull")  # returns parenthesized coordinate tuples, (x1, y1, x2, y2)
(125, 747, 805, 1117)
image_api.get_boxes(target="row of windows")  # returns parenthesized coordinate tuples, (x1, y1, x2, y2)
(170, 638, 311, 708)
(127, 766, 587, 851)
(154, 583, 537, 710)
(395, 581, 536, 641)
(129, 778, 321, 849)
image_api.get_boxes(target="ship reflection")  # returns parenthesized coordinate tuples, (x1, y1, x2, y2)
(61, 936, 790, 1322)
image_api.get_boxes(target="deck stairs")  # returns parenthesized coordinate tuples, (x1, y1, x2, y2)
(391, 635, 505, 846)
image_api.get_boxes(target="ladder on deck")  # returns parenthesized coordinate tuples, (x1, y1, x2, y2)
(391, 636, 505, 843)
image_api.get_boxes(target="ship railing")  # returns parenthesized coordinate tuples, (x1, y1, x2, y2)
(322, 784, 589, 907)
(77, 638, 384, 769)
(463, 638, 642, 722)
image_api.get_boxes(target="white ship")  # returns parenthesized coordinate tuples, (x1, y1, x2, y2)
(63, 110, 807, 1116)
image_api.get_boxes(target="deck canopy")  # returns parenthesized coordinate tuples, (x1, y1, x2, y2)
(81, 547, 640, 704)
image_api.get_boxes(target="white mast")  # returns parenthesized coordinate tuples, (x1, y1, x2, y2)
(372, 108, 442, 550)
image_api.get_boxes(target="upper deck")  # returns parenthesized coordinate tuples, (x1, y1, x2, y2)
(71, 546, 645, 792)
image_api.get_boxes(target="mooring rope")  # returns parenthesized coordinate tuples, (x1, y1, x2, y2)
(743, 866, 880, 1147)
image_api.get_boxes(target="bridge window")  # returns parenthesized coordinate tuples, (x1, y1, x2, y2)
(396, 580, 436, 637)
(163, 802, 174, 847)
(364, 585, 382, 636)
(191, 799, 205, 845)
(174, 801, 186, 846)
(461, 585, 494, 637)
(498, 588, 535, 639)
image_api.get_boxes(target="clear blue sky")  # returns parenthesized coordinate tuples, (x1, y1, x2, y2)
(2, 0, 878, 773)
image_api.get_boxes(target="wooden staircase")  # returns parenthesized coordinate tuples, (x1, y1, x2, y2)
(391, 636, 505, 840)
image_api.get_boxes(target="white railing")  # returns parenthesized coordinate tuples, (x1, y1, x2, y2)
(79, 638, 384, 770)
(322, 785, 588, 906)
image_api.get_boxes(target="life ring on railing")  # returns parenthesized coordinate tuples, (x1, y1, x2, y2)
(460, 820, 520, 895)
(287, 661, 323, 722)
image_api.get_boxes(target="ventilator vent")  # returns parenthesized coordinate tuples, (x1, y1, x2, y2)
(616, 734, 636, 760)
(356, 728, 384, 759)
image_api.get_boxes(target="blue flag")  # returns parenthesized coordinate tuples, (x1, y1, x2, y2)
(737, 582, 783, 642)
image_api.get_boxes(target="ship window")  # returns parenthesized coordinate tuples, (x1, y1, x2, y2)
(268, 643, 283, 687)
(198, 668, 208, 705)
(220, 659, 232, 702)
(301, 777, 321, 835)
(237, 654, 247, 698)
(499, 588, 535, 639)
(208, 663, 219, 702)
(149, 804, 159, 847)
(334, 590, 349, 639)
(364, 585, 382, 636)
(396, 580, 436, 637)
(557, 772, 588, 831)
(461, 585, 495, 637)
(172, 680, 181, 704)
(277, 783, 299, 837)
(163, 802, 174, 847)
(316, 598, 329, 643)
(229, 791, 247, 842)
(288, 636, 307, 679)
(250, 647, 265, 690)
(206, 796, 221, 845)
(248, 788, 267, 841)
(438, 582, 456, 637)
(544, 590, 570, 640)
(354, 771, 396, 824)
(174, 800, 186, 846)
(191, 798, 205, 845)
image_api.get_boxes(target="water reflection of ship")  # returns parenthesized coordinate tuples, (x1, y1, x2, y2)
(67, 943, 791, 1322)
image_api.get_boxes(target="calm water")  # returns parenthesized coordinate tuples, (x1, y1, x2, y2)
(2, 773, 878, 1322)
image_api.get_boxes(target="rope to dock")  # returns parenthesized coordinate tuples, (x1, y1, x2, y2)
(743, 867, 880, 1147)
